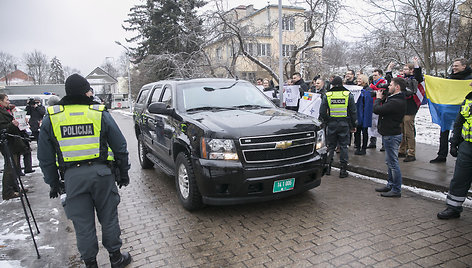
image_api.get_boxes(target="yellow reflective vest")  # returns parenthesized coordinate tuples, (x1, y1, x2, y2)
(461, 99, 472, 142)
(48, 104, 112, 163)
(326, 91, 350, 117)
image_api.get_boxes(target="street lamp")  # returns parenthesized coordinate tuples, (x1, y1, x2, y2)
(115, 41, 132, 113)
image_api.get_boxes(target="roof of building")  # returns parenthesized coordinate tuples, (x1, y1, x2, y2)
(0, 69, 34, 82)
(86, 67, 118, 85)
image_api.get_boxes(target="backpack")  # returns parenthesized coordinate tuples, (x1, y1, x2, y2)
(404, 78, 418, 96)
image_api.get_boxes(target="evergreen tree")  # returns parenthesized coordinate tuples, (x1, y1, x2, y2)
(49, 56, 65, 84)
(123, 0, 206, 81)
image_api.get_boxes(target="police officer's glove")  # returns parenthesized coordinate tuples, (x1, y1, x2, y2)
(49, 180, 65, 198)
(117, 172, 129, 188)
(450, 144, 458, 158)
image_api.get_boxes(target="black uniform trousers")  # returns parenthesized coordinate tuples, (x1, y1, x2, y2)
(327, 119, 350, 165)
(63, 162, 122, 261)
(446, 141, 472, 211)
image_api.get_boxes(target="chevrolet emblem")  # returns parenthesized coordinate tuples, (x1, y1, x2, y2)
(275, 140, 293, 150)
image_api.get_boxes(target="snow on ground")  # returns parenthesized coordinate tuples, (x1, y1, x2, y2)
(0, 261, 22, 268)
(416, 105, 441, 146)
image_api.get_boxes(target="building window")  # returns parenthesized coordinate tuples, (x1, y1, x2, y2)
(216, 47, 223, 60)
(241, 72, 256, 82)
(282, 16, 295, 31)
(243, 43, 254, 55)
(282, 44, 296, 57)
(257, 43, 271, 57)
(304, 21, 310, 32)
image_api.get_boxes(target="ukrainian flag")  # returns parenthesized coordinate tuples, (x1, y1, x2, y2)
(424, 75, 472, 130)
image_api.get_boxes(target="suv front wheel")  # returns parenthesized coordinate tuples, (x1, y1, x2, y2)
(175, 152, 203, 211)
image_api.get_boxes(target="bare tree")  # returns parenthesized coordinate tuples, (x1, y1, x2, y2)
(63, 66, 81, 79)
(0, 52, 17, 85)
(362, 0, 462, 75)
(205, 0, 340, 81)
(24, 50, 49, 85)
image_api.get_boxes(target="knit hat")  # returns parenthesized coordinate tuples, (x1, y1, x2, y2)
(331, 76, 343, 87)
(65, 74, 92, 96)
(47, 95, 61, 106)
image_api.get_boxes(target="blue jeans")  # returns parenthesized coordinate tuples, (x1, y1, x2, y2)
(382, 134, 402, 193)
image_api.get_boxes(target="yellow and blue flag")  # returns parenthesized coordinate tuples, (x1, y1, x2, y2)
(424, 75, 472, 130)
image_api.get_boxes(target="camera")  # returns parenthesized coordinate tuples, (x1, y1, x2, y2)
(27, 98, 36, 106)
(370, 83, 389, 98)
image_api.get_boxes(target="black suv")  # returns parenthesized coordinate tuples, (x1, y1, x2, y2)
(134, 78, 327, 210)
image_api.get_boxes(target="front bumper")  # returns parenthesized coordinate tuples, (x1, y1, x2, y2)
(191, 155, 326, 206)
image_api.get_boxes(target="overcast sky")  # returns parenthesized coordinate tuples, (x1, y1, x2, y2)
(1, 0, 357, 76)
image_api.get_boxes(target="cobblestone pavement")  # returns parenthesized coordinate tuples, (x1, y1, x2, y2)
(1, 111, 472, 267)
(112, 112, 472, 268)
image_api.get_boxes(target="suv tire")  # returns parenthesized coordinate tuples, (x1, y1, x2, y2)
(175, 152, 203, 211)
(138, 134, 154, 169)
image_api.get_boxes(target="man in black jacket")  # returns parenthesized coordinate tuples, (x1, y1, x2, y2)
(373, 77, 406, 197)
(431, 58, 472, 163)
(386, 57, 423, 162)
(25, 96, 46, 141)
(0, 94, 28, 200)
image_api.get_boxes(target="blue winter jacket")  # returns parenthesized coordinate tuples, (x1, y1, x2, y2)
(356, 86, 374, 128)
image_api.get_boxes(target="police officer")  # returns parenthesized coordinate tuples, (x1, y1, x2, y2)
(37, 74, 131, 268)
(437, 88, 472, 219)
(319, 76, 357, 178)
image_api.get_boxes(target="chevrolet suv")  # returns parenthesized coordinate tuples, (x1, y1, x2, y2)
(133, 78, 327, 210)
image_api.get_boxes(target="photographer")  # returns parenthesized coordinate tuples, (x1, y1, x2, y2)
(0, 93, 29, 200)
(25, 97, 46, 141)
(373, 77, 407, 197)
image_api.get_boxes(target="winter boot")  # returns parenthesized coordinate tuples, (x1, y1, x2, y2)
(339, 164, 348, 178)
(325, 162, 332, 175)
(84, 259, 98, 268)
(367, 137, 377, 149)
(110, 251, 132, 268)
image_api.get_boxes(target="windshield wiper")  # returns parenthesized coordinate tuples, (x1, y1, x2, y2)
(186, 106, 235, 112)
(232, 104, 271, 109)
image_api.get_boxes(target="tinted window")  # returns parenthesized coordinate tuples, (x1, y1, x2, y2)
(150, 85, 163, 103)
(10, 99, 28, 107)
(137, 89, 150, 104)
(161, 85, 172, 108)
(177, 81, 275, 111)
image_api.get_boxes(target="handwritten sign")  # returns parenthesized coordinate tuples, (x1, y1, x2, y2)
(284, 85, 300, 107)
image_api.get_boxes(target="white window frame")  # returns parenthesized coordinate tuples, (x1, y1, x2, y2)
(257, 43, 271, 57)
(282, 16, 295, 31)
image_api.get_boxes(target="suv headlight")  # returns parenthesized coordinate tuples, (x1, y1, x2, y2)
(315, 129, 327, 153)
(201, 138, 239, 160)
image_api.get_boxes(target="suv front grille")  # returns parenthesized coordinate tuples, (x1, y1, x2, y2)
(239, 131, 315, 163)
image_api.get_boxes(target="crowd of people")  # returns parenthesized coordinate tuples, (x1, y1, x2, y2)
(256, 57, 472, 217)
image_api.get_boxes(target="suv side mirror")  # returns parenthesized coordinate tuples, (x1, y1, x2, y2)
(148, 102, 172, 115)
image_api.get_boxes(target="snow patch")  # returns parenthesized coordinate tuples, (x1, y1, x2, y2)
(0, 260, 23, 268)
(49, 218, 59, 225)
(38, 245, 54, 249)
(51, 208, 59, 215)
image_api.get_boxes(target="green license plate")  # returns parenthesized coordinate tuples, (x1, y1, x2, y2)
(273, 178, 295, 193)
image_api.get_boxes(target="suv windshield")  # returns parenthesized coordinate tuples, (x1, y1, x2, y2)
(177, 81, 275, 112)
